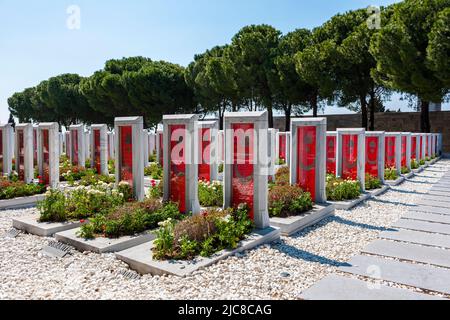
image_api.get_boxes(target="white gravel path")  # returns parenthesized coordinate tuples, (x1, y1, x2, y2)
(0, 160, 449, 300)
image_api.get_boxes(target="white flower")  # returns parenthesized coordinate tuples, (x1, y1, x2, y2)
(119, 181, 130, 186)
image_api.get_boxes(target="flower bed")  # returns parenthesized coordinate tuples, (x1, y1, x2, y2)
(326, 174, 361, 201)
(401, 166, 411, 174)
(384, 167, 399, 180)
(37, 182, 131, 223)
(411, 158, 420, 170)
(365, 174, 382, 190)
(144, 163, 163, 179)
(268, 184, 313, 218)
(0, 176, 46, 200)
(199, 180, 223, 207)
(77, 200, 182, 239)
(152, 204, 253, 260)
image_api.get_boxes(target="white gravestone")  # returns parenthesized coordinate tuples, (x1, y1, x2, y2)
(0, 123, 13, 176)
(69, 124, 86, 167)
(198, 120, 219, 182)
(90, 124, 109, 175)
(14, 123, 34, 183)
(38, 123, 60, 189)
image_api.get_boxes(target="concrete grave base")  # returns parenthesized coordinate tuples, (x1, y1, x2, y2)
(270, 204, 335, 236)
(328, 192, 372, 210)
(0, 194, 45, 210)
(116, 227, 280, 277)
(385, 176, 405, 186)
(402, 172, 415, 179)
(412, 166, 424, 174)
(55, 227, 156, 253)
(367, 185, 390, 197)
(12, 214, 85, 237)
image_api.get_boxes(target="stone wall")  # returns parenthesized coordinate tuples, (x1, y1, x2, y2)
(273, 111, 450, 153)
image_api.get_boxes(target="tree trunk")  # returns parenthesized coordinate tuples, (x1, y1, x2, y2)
(420, 99, 430, 133)
(360, 95, 368, 130)
(267, 103, 274, 129)
(284, 103, 292, 131)
(369, 87, 375, 131)
(311, 95, 318, 117)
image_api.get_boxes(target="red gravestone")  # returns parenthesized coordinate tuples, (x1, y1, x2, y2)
(42, 129, 50, 185)
(169, 124, 186, 213)
(279, 134, 287, 162)
(365, 136, 379, 178)
(411, 136, 417, 160)
(71, 130, 79, 165)
(0, 129, 3, 173)
(198, 127, 211, 182)
(296, 126, 316, 200)
(33, 129, 38, 167)
(232, 123, 254, 220)
(425, 136, 429, 157)
(385, 136, 396, 168)
(159, 133, 164, 165)
(119, 126, 133, 186)
(342, 134, 358, 180)
(17, 130, 25, 181)
(326, 135, 336, 175)
(419, 136, 424, 159)
(93, 129, 101, 174)
(401, 135, 407, 167)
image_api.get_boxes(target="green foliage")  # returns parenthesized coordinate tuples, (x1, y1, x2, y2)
(0, 178, 46, 200)
(198, 180, 223, 207)
(149, 180, 163, 199)
(401, 166, 411, 174)
(218, 163, 224, 173)
(274, 167, 290, 186)
(144, 163, 163, 179)
(419, 159, 426, 166)
(384, 167, 399, 181)
(326, 174, 361, 201)
(365, 174, 382, 190)
(77, 200, 182, 239)
(268, 184, 313, 217)
(153, 205, 253, 260)
(411, 158, 420, 169)
(108, 159, 115, 174)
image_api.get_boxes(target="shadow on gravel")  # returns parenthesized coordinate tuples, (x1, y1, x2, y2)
(332, 216, 397, 232)
(405, 180, 439, 185)
(272, 241, 352, 267)
(393, 189, 428, 195)
(370, 198, 418, 207)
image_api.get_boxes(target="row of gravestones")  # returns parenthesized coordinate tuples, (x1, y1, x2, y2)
(0, 114, 443, 231)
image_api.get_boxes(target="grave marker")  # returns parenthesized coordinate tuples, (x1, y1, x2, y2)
(401, 132, 412, 171)
(143, 130, 150, 167)
(114, 117, 145, 201)
(69, 124, 86, 167)
(156, 130, 163, 166)
(0, 123, 13, 176)
(224, 111, 269, 229)
(326, 131, 337, 175)
(37, 122, 60, 188)
(163, 114, 200, 214)
(411, 133, 420, 162)
(276, 132, 290, 166)
(90, 124, 108, 175)
(385, 133, 401, 174)
(198, 120, 219, 182)
(107, 131, 114, 160)
(290, 118, 327, 203)
(14, 123, 34, 183)
(336, 128, 366, 191)
(268, 128, 278, 181)
(365, 131, 385, 183)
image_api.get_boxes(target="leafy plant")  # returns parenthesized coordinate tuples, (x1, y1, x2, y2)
(144, 163, 163, 179)
(0, 177, 46, 200)
(410, 159, 419, 170)
(218, 163, 224, 173)
(365, 174, 382, 190)
(148, 179, 163, 199)
(108, 159, 115, 174)
(401, 166, 411, 174)
(153, 204, 253, 260)
(274, 166, 290, 186)
(384, 167, 399, 181)
(198, 180, 223, 207)
(419, 159, 426, 166)
(77, 200, 182, 239)
(276, 158, 286, 165)
(268, 184, 313, 217)
(326, 174, 361, 201)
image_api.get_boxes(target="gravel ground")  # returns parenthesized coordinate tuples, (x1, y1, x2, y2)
(0, 160, 449, 300)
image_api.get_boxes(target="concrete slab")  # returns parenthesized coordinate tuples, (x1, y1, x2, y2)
(367, 185, 390, 197)
(116, 227, 280, 277)
(328, 192, 371, 210)
(270, 203, 335, 236)
(416, 199, 450, 209)
(339, 255, 450, 295)
(55, 228, 156, 253)
(362, 240, 450, 268)
(300, 275, 442, 300)
(393, 219, 450, 235)
(0, 194, 45, 211)
(385, 176, 405, 186)
(426, 191, 450, 198)
(12, 214, 85, 237)
(422, 195, 450, 203)
(380, 229, 450, 249)
(412, 167, 424, 174)
(413, 206, 450, 216)
(402, 172, 415, 179)
(404, 211, 450, 225)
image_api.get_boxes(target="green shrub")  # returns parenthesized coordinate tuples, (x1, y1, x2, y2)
(276, 158, 286, 165)
(384, 167, 399, 180)
(77, 171, 115, 186)
(425, 156, 431, 162)
(149, 152, 157, 163)
(218, 163, 224, 173)
(198, 180, 223, 207)
(365, 174, 382, 190)
(0, 177, 46, 200)
(149, 180, 163, 199)
(268, 185, 313, 217)
(326, 174, 361, 201)
(401, 166, 411, 174)
(153, 204, 253, 260)
(77, 200, 182, 239)
(275, 167, 290, 186)
(419, 159, 426, 166)
(144, 163, 163, 179)
(411, 159, 420, 170)
(108, 159, 115, 174)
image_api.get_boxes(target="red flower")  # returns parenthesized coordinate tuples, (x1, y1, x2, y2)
(80, 219, 86, 224)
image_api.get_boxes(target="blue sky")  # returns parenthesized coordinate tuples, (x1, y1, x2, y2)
(0, 0, 447, 123)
